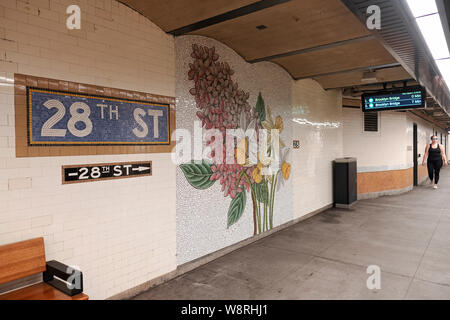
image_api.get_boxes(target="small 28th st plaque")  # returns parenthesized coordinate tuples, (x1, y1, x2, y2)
(62, 161, 152, 184)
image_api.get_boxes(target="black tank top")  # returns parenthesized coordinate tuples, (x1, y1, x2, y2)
(429, 144, 442, 161)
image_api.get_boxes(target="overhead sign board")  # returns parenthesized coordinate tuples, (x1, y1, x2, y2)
(361, 86, 426, 112)
(62, 161, 152, 184)
(28, 87, 170, 145)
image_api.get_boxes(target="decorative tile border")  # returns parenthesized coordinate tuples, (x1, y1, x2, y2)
(14, 74, 176, 157)
(356, 163, 411, 173)
(357, 167, 413, 194)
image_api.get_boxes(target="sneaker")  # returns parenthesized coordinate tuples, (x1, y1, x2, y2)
(433, 185, 438, 189)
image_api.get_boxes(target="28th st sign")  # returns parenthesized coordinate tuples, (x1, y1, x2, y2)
(27, 87, 170, 146)
(62, 161, 152, 184)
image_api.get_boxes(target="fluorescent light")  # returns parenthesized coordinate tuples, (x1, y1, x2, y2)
(416, 13, 450, 59)
(406, 0, 438, 17)
(407, 0, 450, 93)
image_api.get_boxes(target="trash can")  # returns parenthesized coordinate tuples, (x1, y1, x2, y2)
(333, 157, 357, 208)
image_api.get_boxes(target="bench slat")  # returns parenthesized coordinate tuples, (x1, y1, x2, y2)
(0, 283, 89, 300)
(0, 238, 46, 285)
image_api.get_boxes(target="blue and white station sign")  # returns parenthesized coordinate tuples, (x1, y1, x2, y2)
(27, 88, 170, 145)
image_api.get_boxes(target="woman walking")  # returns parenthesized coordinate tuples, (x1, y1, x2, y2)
(422, 135, 448, 189)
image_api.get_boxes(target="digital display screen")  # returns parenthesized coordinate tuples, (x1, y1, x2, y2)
(361, 87, 426, 112)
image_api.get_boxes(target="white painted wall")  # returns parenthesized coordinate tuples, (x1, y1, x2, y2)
(0, 0, 176, 299)
(343, 106, 448, 174)
(291, 79, 343, 219)
(343, 108, 409, 172)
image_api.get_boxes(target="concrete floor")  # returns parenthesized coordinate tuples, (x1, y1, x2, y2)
(133, 167, 450, 300)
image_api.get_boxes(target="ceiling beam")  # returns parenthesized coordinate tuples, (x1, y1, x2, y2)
(341, 0, 450, 119)
(342, 97, 361, 107)
(168, 0, 291, 36)
(248, 35, 375, 63)
(342, 79, 419, 96)
(410, 110, 449, 131)
(294, 62, 401, 80)
(322, 77, 416, 91)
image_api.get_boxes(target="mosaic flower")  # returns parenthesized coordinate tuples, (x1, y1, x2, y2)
(187, 44, 260, 198)
(282, 162, 291, 180)
(188, 44, 254, 133)
(180, 44, 292, 235)
(210, 158, 254, 199)
(261, 106, 286, 149)
(252, 163, 263, 184)
(237, 111, 258, 167)
(277, 148, 291, 191)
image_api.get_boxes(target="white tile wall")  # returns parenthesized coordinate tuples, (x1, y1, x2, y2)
(343, 107, 448, 173)
(2, 0, 443, 301)
(175, 35, 294, 265)
(343, 108, 408, 170)
(291, 79, 343, 219)
(0, 0, 176, 299)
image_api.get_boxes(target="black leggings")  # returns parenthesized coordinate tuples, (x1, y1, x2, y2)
(427, 159, 443, 184)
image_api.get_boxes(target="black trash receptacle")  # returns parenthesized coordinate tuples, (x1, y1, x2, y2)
(333, 157, 357, 208)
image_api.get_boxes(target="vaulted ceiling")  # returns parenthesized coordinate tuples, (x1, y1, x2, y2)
(119, 0, 414, 90)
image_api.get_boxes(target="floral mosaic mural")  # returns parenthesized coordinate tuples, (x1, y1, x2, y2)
(179, 44, 291, 235)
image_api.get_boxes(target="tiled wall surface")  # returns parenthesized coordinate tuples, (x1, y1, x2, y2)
(174, 36, 344, 264)
(343, 108, 408, 171)
(1, 0, 448, 301)
(291, 79, 343, 219)
(1, 0, 345, 298)
(13, 74, 176, 157)
(175, 35, 294, 265)
(343, 107, 448, 195)
(0, 0, 176, 299)
(357, 168, 413, 194)
(344, 107, 448, 172)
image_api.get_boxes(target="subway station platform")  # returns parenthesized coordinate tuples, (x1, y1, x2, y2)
(3, 0, 450, 302)
(133, 167, 450, 300)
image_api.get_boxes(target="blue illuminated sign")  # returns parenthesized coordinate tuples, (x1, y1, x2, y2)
(361, 87, 426, 112)
(27, 87, 170, 145)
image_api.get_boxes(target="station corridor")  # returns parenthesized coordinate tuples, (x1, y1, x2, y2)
(3, 0, 450, 304)
(133, 167, 450, 300)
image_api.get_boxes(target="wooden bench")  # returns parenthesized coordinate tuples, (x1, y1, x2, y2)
(0, 237, 88, 300)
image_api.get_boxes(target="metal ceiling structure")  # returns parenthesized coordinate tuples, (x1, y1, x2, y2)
(118, 0, 450, 129)
(119, 0, 407, 88)
(341, 0, 450, 129)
